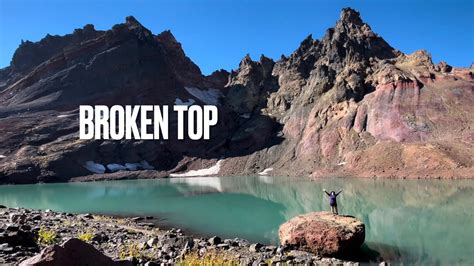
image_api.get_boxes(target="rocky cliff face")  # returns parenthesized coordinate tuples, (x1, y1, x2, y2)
(219, 8, 474, 179)
(0, 8, 472, 183)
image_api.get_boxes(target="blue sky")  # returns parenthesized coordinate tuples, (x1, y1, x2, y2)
(0, 0, 472, 74)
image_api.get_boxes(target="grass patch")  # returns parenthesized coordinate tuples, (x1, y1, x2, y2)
(119, 242, 151, 260)
(178, 250, 239, 266)
(37, 228, 58, 245)
(78, 232, 95, 242)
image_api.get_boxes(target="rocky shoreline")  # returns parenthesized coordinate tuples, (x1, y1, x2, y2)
(0, 206, 361, 265)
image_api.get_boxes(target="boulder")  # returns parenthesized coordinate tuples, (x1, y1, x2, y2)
(279, 212, 365, 256)
(208, 236, 221, 245)
(249, 243, 263, 252)
(0, 226, 37, 248)
(19, 238, 132, 266)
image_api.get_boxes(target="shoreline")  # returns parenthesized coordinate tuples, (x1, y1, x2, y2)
(0, 167, 473, 186)
(0, 206, 360, 265)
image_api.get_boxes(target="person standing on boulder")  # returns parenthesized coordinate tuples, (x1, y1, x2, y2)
(323, 189, 342, 215)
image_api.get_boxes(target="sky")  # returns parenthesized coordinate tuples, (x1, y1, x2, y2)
(0, 0, 473, 74)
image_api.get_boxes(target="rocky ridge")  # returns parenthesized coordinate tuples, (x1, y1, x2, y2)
(0, 8, 473, 183)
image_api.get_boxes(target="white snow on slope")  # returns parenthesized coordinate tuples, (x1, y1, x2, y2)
(184, 87, 223, 105)
(57, 114, 76, 118)
(125, 163, 141, 171)
(107, 163, 127, 172)
(170, 160, 222, 177)
(175, 98, 195, 106)
(0, 155, 6, 159)
(84, 161, 106, 174)
(258, 167, 273, 176)
(125, 161, 155, 171)
(83, 161, 155, 173)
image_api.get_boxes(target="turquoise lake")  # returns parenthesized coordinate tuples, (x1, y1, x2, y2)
(0, 176, 472, 265)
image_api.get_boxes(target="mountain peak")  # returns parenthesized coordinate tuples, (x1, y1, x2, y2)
(333, 7, 371, 35)
(156, 30, 178, 44)
(338, 7, 363, 26)
(124, 15, 153, 40)
(125, 16, 141, 27)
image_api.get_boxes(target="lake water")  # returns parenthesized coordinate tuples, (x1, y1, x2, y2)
(0, 176, 472, 264)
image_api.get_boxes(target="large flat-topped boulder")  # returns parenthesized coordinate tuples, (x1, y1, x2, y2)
(279, 212, 365, 256)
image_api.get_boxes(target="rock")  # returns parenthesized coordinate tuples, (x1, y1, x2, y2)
(279, 212, 365, 256)
(0, 243, 15, 253)
(175, 236, 194, 249)
(6, 224, 19, 232)
(138, 222, 154, 227)
(144, 262, 159, 266)
(208, 236, 221, 245)
(9, 213, 26, 223)
(238, 239, 250, 247)
(158, 237, 178, 249)
(31, 214, 42, 221)
(19, 238, 132, 266)
(92, 232, 109, 243)
(264, 245, 277, 253)
(0, 227, 37, 247)
(276, 245, 287, 255)
(146, 237, 158, 247)
(0, 205, 7, 208)
(249, 243, 263, 252)
(217, 243, 230, 249)
(161, 244, 175, 253)
(79, 213, 93, 219)
(286, 250, 313, 259)
(435, 61, 452, 73)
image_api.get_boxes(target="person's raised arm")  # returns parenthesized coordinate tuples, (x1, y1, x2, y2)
(336, 189, 343, 196)
(323, 189, 330, 196)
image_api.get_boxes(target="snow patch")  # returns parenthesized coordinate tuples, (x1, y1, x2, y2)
(337, 162, 347, 166)
(175, 98, 195, 106)
(170, 160, 222, 177)
(57, 114, 75, 118)
(107, 163, 127, 172)
(258, 167, 273, 176)
(170, 177, 222, 192)
(184, 87, 223, 105)
(0, 155, 6, 159)
(125, 163, 141, 171)
(84, 161, 106, 174)
(125, 161, 155, 171)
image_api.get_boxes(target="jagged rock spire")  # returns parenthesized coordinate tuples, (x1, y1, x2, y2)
(338, 7, 364, 26)
(124, 15, 152, 40)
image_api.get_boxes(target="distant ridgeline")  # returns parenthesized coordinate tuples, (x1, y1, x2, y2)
(79, 105, 218, 140)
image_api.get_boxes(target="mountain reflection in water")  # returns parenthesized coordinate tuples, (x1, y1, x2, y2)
(0, 176, 472, 264)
